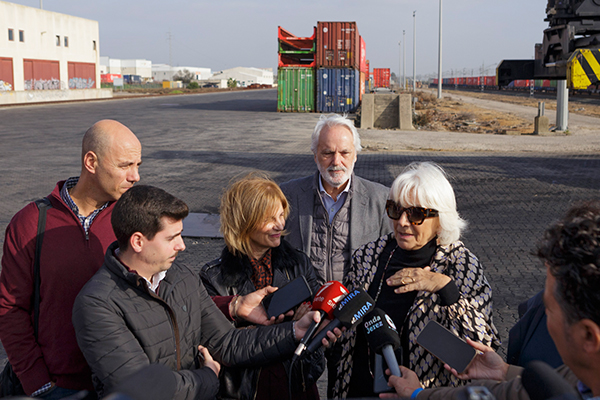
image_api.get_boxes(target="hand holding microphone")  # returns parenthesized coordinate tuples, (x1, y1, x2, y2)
(294, 281, 348, 357)
(363, 308, 402, 378)
(299, 287, 376, 357)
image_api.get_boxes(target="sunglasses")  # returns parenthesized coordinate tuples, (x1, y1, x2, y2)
(385, 200, 439, 225)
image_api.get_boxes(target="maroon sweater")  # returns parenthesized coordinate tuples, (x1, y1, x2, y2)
(0, 181, 116, 394)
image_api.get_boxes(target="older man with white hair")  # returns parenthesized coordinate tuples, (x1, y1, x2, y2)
(280, 113, 391, 284)
(280, 113, 391, 397)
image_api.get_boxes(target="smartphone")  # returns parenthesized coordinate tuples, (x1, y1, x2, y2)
(416, 320, 476, 374)
(261, 276, 313, 319)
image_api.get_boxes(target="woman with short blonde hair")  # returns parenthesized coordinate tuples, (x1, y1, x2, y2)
(201, 172, 323, 400)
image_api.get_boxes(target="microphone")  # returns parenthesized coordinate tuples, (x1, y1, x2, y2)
(363, 308, 401, 377)
(293, 281, 348, 358)
(522, 360, 579, 400)
(300, 288, 375, 357)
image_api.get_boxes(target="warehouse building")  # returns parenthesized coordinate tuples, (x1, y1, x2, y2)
(100, 57, 153, 80)
(0, 1, 110, 104)
(152, 64, 212, 82)
(211, 67, 273, 87)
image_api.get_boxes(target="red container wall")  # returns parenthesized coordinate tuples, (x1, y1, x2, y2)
(279, 53, 316, 68)
(278, 26, 316, 51)
(0, 57, 14, 90)
(68, 62, 96, 89)
(372, 68, 390, 88)
(101, 73, 122, 83)
(485, 76, 496, 86)
(316, 21, 360, 68)
(23, 59, 60, 90)
(359, 36, 367, 73)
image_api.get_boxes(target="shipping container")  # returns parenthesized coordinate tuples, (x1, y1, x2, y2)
(278, 53, 316, 68)
(123, 74, 142, 84)
(372, 68, 390, 88)
(101, 73, 122, 83)
(68, 62, 96, 89)
(277, 67, 315, 112)
(365, 60, 370, 91)
(316, 21, 360, 69)
(316, 67, 360, 113)
(23, 59, 60, 90)
(359, 36, 367, 73)
(359, 71, 365, 101)
(278, 26, 316, 53)
(0, 57, 14, 91)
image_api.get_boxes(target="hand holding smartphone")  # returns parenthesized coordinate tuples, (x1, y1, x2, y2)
(261, 276, 313, 319)
(416, 320, 476, 374)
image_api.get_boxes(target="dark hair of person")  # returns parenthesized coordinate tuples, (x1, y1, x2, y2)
(537, 200, 600, 326)
(112, 185, 189, 250)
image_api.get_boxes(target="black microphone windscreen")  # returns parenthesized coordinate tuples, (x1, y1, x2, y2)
(333, 288, 375, 328)
(363, 308, 401, 353)
(522, 361, 578, 400)
(109, 364, 177, 400)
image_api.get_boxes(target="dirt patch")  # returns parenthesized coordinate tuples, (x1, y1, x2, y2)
(412, 90, 600, 134)
(413, 91, 534, 134)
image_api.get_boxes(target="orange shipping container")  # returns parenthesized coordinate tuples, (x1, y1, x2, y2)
(316, 21, 360, 69)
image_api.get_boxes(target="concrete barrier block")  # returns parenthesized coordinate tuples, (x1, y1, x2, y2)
(361, 93, 374, 129)
(399, 93, 414, 130)
(533, 115, 550, 135)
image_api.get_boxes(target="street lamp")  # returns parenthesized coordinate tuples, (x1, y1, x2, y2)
(403, 30, 406, 89)
(413, 11, 416, 92)
(437, 0, 442, 99)
(398, 41, 402, 89)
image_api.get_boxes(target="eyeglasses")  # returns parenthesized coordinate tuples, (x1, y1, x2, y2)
(385, 200, 439, 225)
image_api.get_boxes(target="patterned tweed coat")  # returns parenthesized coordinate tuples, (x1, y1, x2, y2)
(332, 233, 501, 398)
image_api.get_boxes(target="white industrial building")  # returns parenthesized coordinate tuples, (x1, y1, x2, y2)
(152, 64, 212, 82)
(100, 56, 152, 79)
(0, 1, 111, 104)
(211, 67, 273, 87)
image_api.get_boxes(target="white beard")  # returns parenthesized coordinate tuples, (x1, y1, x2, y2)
(318, 162, 354, 188)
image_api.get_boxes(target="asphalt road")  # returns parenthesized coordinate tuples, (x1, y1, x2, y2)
(0, 88, 599, 377)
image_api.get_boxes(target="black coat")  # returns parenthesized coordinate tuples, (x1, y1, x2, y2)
(73, 242, 298, 400)
(200, 239, 325, 400)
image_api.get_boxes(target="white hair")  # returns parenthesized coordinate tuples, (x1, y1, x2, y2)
(310, 113, 362, 154)
(389, 162, 467, 245)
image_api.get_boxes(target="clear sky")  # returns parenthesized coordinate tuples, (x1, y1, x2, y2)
(8, 0, 549, 78)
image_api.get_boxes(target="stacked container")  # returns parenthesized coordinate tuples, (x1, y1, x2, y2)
(359, 36, 367, 101)
(372, 68, 391, 89)
(277, 26, 316, 112)
(315, 21, 361, 113)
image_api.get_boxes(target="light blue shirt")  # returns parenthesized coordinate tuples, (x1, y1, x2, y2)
(318, 174, 351, 224)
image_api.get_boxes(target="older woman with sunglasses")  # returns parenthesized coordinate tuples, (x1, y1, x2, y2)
(331, 162, 500, 398)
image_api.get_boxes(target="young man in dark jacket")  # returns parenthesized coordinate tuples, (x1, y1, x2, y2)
(72, 185, 333, 400)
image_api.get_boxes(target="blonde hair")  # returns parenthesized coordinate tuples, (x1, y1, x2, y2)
(220, 172, 289, 257)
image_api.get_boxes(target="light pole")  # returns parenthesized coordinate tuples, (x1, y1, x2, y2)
(403, 30, 406, 89)
(398, 41, 402, 89)
(437, 0, 442, 99)
(413, 11, 416, 92)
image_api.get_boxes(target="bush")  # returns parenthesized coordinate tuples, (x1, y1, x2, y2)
(187, 82, 199, 89)
(413, 110, 433, 127)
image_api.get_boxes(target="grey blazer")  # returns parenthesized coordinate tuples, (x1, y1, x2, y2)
(280, 171, 392, 272)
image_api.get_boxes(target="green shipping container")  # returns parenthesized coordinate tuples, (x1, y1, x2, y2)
(277, 67, 315, 112)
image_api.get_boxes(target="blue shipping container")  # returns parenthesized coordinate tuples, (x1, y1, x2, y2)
(316, 68, 360, 113)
